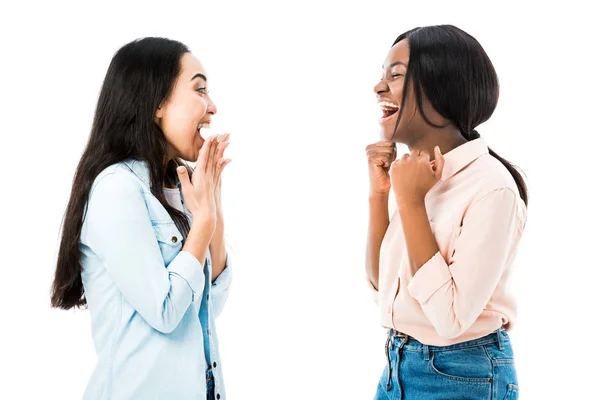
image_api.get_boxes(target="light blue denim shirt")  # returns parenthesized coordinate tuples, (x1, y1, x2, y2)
(80, 159, 231, 400)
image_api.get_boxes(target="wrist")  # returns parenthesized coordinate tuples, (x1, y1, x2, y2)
(191, 213, 217, 232)
(369, 191, 389, 202)
(395, 195, 426, 213)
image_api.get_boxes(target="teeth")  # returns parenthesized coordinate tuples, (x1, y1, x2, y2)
(197, 123, 210, 131)
(200, 127, 224, 137)
(378, 101, 399, 110)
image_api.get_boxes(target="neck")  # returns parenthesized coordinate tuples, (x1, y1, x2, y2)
(406, 126, 468, 160)
(163, 158, 176, 188)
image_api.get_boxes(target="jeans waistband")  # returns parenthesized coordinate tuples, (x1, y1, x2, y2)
(387, 328, 508, 352)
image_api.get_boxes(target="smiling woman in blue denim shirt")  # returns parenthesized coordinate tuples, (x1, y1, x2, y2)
(51, 37, 232, 400)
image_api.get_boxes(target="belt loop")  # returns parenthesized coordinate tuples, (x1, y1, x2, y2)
(423, 344, 430, 361)
(385, 333, 392, 391)
(397, 338, 406, 396)
(496, 328, 504, 351)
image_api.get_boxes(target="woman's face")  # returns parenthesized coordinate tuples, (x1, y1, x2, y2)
(156, 53, 217, 162)
(374, 39, 415, 142)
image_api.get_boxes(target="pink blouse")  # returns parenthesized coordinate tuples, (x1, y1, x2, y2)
(369, 138, 527, 346)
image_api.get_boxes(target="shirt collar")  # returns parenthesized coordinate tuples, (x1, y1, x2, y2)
(122, 159, 151, 186)
(440, 138, 489, 181)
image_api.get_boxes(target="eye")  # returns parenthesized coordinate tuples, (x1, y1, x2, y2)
(391, 74, 404, 79)
(196, 87, 209, 96)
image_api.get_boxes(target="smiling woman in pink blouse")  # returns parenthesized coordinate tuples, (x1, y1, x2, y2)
(366, 25, 528, 400)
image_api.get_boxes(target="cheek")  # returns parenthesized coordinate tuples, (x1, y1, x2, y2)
(390, 80, 405, 101)
(164, 99, 206, 136)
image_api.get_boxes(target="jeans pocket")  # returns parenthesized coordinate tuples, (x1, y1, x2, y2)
(429, 346, 493, 384)
(502, 384, 519, 400)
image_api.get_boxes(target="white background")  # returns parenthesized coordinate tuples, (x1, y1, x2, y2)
(1, 0, 598, 399)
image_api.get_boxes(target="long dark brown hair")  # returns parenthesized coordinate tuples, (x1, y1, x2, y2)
(51, 37, 192, 310)
(392, 25, 528, 206)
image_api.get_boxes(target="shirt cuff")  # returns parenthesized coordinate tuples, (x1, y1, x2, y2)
(407, 251, 452, 304)
(212, 254, 232, 288)
(167, 250, 205, 302)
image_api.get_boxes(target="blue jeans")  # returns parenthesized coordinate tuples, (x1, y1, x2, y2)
(374, 329, 519, 399)
(206, 367, 215, 400)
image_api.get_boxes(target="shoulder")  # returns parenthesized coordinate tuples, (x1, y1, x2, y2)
(89, 161, 146, 201)
(468, 154, 522, 201)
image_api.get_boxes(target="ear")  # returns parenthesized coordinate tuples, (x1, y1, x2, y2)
(155, 104, 164, 119)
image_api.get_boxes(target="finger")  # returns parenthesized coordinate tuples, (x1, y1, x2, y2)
(216, 158, 232, 177)
(206, 135, 218, 173)
(366, 147, 396, 156)
(368, 157, 393, 168)
(212, 134, 223, 157)
(366, 141, 396, 151)
(215, 139, 230, 161)
(211, 135, 223, 173)
(389, 159, 401, 176)
(197, 136, 213, 172)
(434, 146, 445, 180)
(177, 166, 193, 197)
(366, 154, 395, 162)
(366, 151, 396, 163)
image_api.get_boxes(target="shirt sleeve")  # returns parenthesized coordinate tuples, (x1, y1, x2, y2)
(209, 254, 232, 318)
(407, 188, 525, 339)
(83, 171, 205, 334)
(366, 277, 379, 304)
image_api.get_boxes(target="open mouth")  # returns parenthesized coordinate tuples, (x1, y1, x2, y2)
(197, 123, 210, 139)
(378, 101, 400, 120)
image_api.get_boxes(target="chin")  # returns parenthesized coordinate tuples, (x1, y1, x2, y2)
(184, 153, 197, 163)
(380, 128, 395, 142)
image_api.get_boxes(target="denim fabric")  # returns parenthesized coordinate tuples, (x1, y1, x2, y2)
(375, 329, 518, 399)
(80, 160, 231, 399)
(206, 367, 215, 400)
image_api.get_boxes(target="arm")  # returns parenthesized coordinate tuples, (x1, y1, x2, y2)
(84, 172, 209, 334)
(397, 200, 438, 277)
(207, 212, 231, 318)
(404, 188, 524, 339)
(210, 253, 232, 318)
(366, 194, 390, 292)
(209, 212, 227, 282)
(364, 141, 396, 295)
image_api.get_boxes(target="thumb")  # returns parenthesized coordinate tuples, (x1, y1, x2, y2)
(434, 146, 445, 181)
(177, 166, 193, 195)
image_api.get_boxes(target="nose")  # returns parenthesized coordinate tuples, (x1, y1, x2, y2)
(206, 96, 217, 116)
(374, 79, 389, 96)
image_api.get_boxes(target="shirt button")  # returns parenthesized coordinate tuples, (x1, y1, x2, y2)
(216, 394, 221, 399)
(207, 329, 211, 335)
(213, 361, 217, 368)
(171, 236, 178, 243)
(206, 294, 210, 300)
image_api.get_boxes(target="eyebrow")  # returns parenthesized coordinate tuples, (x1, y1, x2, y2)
(383, 61, 408, 69)
(190, 73, 208, 82)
